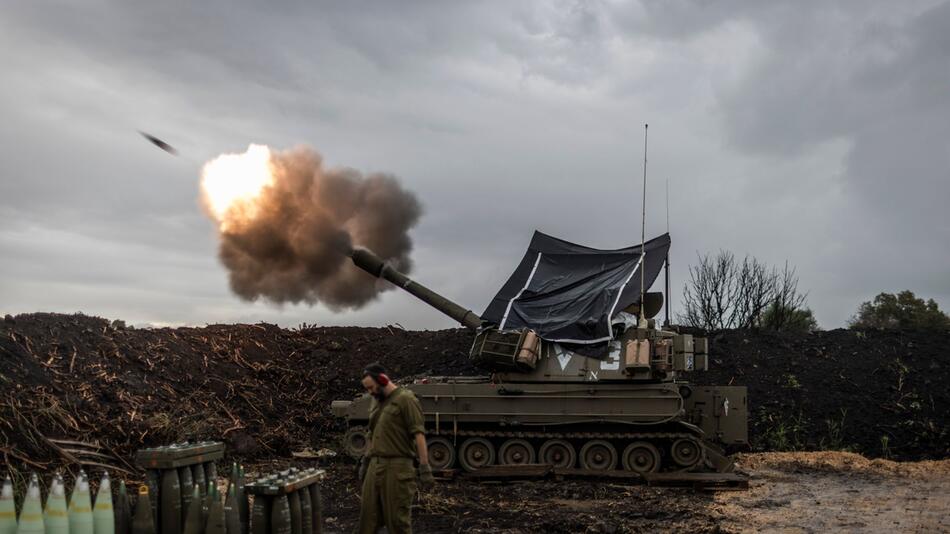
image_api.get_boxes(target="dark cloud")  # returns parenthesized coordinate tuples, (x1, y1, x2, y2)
(0, 1, 947, 329)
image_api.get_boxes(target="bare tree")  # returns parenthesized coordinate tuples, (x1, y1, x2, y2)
(759, 262, 810, 330)
(680, 252, 812, 331)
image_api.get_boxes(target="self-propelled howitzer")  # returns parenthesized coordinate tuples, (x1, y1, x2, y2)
(333, 242, 747, 474)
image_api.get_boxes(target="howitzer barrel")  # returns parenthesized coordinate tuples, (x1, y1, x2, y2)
(350, 248, 482, 329)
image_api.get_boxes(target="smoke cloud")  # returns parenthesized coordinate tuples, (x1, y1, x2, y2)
(203, 145, 422, 310)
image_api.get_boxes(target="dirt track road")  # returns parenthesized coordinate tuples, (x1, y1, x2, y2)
(713, 452, 950, 534)
(320, 451, 950, 533)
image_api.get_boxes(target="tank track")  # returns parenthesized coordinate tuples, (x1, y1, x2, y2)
(345, 425, 719, 474)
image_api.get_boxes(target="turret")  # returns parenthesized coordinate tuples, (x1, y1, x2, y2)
(349, 243, 708, 382)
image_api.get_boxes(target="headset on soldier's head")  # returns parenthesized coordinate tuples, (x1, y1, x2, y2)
(363, 362, 390, 386)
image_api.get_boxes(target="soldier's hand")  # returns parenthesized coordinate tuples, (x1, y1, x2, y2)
(418, 463, 435, 491)
(357, 455, 370, 482)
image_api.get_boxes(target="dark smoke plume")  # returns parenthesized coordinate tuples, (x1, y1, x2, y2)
(213, 145, 421, 310)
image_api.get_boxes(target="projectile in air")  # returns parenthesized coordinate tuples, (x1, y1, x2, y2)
(139, 131, 178, 155)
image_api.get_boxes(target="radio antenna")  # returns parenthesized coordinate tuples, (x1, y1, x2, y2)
(639, 124, 648, 329)
(664, 177, 671, 327)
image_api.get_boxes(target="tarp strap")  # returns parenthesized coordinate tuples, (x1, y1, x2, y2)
(499, 252, 542, 330)
(606, 254, 643, 339)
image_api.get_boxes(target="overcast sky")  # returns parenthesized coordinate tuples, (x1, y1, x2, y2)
(2, 1, 948, 330)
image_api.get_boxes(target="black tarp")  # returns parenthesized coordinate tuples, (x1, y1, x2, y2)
(482, 231, 670, 345)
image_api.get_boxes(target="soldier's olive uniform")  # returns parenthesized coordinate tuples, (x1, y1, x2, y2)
(358, 387, 425, 534)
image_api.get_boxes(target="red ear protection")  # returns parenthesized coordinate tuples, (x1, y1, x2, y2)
(376, 373, 390, 386)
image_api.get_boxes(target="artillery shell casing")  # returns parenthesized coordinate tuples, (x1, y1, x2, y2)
(190, 467, 205, 499)
(159, 470, 181, 534)
(236, 468, 248, 534)
(1, 477, 17, 534)
(144, 472, 159, 534)
(223, 486, 241, 534)
(200, 484, 212, 528)
(44, 476, 70, 534)
(269, 496, 290, 534)
(297, 489, 311, 534)
(204, 491, 225, 534)
(176, 469, 192, 531)
(249, 496, 269, 534)
(93, 474, 115, 534)
(181, 486, 201, 534)
(287, 493, 300, 534)
(204, 464, 217, 488)
(131, 487, 155, 534)
(115, 481, 131, 534)
(69, 475, 94, 534)
(17, 475, 44, 534)
(307, 487, 321, 534)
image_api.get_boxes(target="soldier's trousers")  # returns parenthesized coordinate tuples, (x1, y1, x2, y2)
(358, 457, 417, 534)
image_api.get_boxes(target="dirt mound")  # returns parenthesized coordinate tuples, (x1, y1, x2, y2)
(699, 328, 950, 460)
(0, 312, 474, 470)
(735, 451, 950, 478)
(1, 313, 948, 473)
(714, 452, 950, 534)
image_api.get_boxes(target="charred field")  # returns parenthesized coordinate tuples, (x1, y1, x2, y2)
(1, 312, 949, 532)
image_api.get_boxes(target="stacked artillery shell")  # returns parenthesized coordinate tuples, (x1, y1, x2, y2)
(93, 473, 115, 534)
(296, 489, 310, 534)
(181, 487, 200, 534)
(115, 481, 132, 534)
(16, 474, 43, 534)
(159, 471, 180, 534)
(235, 468, 246, 534)
(191, 470, 205, 502)
(1, 477, 16, 534)
(176, 470, 191, 532)
(199, 485, 212, 529)
(132, 486, 155, 534)
(244, 469, 324, 534)
(286, 493, 300, 534)
(268, 497, 289, 534)
(133, 442, 225, 534)
(69, 472, 94, 534)
(222, 484, 239, 534)
(203, 488, 223, 534)
(144, 473, 159, 534)
(44, 474, 69, 534)
(248, 495, 267, 534)
(307, 487, 320, 534)
(202, 465, 216, 492)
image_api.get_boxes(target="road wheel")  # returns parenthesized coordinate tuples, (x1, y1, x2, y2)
(343, 427, 369, 459)
(498, 439, 536, 465)
(621, 441, 661, 473)
(426, 437, 456, 470)
(579, 440, 617, 471)
(459, 438, 495, 472)
(538, 440, 576, 469)
(670, 438, 702, 468)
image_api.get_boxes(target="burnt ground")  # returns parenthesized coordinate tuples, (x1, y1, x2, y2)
(1, 313, 949, 532)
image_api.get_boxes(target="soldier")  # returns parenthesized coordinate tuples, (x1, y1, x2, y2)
(357, 363, 434, 534)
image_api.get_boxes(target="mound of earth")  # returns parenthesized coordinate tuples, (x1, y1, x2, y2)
(0, 312, 948, 474)
(711, 451, 950, 534)
(698, 328, 949, 460)
(0, 312, 474, 469)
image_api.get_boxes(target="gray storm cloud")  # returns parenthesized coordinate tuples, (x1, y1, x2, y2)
(205, 145, 422, 310)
